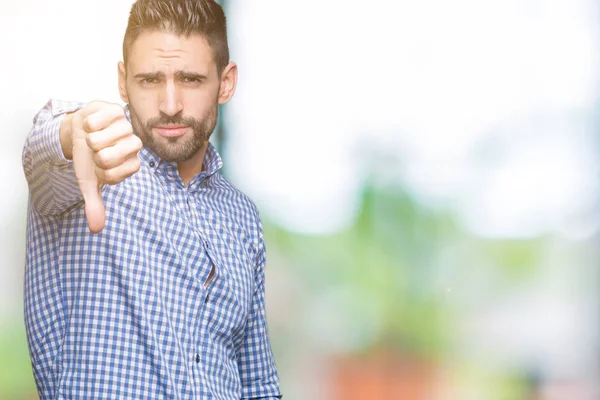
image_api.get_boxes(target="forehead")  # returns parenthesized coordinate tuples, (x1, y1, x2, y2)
(128, 31, 216, 74)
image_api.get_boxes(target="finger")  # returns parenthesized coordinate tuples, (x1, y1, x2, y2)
(79, 178, 106, 234)
(95, 155, 141, 185)
(92, 134, 143, 170)
(86, 118, 134, 152)
(82, 106, 125, 133)
(71, 115, 105, 233)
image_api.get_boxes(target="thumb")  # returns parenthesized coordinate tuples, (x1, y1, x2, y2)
(81, 180, 106, 234)
(72, 108, 107, 234)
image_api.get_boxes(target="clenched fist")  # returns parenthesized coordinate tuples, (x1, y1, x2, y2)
(60, 101, 143, 233)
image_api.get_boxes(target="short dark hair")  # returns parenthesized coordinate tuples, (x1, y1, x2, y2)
(123, 0, 229, 74)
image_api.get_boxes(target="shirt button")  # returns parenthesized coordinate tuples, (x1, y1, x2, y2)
(195, 354, 200, 364)
(149, 161, 155, 168)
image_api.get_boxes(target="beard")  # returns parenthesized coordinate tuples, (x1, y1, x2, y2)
(129, 104, 218, 163)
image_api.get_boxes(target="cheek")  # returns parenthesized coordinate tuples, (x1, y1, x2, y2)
(131, 91, 158, 107)
(182, 89, 218, 116)
(128, 90, 160, 116)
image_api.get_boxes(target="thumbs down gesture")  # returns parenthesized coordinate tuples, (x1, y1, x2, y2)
(62, 101, 143, 233)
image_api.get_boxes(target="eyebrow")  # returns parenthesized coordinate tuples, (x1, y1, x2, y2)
(175, 71, 207, 80)
(134, 71, 165, 80)
(133, 71, 207, 80)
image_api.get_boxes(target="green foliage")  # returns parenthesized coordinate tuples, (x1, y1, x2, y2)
(0, 322, 37, 400)
(478, 239, 545, 281)
(263, 182, 544, 358)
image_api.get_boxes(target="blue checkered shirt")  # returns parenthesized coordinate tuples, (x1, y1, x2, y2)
(22, 100, 282, 399)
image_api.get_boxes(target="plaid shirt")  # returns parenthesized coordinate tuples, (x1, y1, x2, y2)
(22, 100, 281, 399)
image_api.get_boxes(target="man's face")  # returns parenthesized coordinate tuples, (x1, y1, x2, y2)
(119, 31, 222, 163)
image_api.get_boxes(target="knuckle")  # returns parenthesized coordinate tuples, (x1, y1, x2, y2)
(120, 121, 133, 136)
(86, 135, 101, 151)
(102, 169, 119, 185)
(95, 100, 114, 111)
(83, 116, 97, 133)
(109, 104, 126, 119)
(128, 136, 143, 152)
(134, 136, 143, 150)
(122, 117, 133, 130)
(110, 118, 130, 137)
(124, 158, 140, 178)
(124, 170, 136, 179)
(96, 151, 111, 169)
(89, 99, 107, 107)
(84, 101, 100, 114)
(132, 157, 141, 172)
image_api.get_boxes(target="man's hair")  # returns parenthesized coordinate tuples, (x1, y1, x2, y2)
(123, 0, 229, 74)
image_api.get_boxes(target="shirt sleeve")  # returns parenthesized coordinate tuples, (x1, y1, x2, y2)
(22, 99, 85, 216)
(238, 218, 282, 400)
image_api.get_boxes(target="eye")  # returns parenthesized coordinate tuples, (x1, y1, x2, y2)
(182, 77, 202, 84)
(141, 78, 160, 85)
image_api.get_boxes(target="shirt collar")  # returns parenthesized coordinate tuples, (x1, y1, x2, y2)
(123, 104, 223, 180)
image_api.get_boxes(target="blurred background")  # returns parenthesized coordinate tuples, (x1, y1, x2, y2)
(1, 0, 599, 399)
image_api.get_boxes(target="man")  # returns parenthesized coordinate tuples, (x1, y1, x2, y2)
(22, 0, 282, 398)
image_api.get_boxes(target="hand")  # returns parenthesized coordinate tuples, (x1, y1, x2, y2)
(66, 101, 142, 233)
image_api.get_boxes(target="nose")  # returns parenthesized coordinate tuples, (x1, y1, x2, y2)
(158, 80, 183, 117)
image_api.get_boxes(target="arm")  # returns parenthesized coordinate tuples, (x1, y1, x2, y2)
(22, 99, 84, 216)
(238, 222, 282, 400)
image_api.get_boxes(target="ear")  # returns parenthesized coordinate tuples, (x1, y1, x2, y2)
(118, 62, 129, 103)
(218, 62, 238, 105)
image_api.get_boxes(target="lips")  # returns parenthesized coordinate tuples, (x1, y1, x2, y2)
(154, 125, 189, 138)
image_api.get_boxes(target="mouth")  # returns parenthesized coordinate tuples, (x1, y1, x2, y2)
(153, 125, 189, 138)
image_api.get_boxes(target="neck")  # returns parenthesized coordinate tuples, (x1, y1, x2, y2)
(178, 142, 209, 186)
